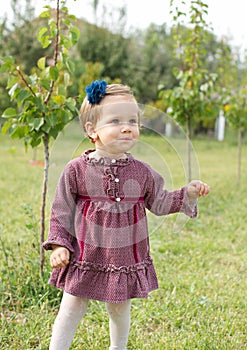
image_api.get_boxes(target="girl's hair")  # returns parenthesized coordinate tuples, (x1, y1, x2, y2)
(79, 84, 140, 138)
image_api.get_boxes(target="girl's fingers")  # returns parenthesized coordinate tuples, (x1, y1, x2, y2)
(188, 180, 210, 198)
(199, 183, 210, 196)
(50, 248, 70, 268)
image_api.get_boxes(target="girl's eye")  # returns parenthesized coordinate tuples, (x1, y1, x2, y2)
(129, 119, 138, 125)
(110, 119, 120, 124)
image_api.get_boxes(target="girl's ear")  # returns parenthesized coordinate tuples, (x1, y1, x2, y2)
(84, 122, 97, 139)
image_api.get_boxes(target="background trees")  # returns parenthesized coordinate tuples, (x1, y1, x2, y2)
(160, 0, 217, 181)
(1, 0, 246, 172)
(1, 1, 80, 275)
(1, 0, 239, 115)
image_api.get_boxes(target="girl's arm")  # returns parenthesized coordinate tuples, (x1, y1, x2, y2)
(144, 166, 209, 218)
(43, 162, 77, 253)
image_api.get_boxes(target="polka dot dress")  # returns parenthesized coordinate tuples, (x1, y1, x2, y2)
(43, 150, 197, 303)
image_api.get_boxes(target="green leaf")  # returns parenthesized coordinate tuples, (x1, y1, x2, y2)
(7, 75, 18, 89)
(37, 27, 48, 41)
(59, 110, 72, 124)
(37, 57, 46, 70)
(64, 72, 70, 87)
(49, 66, 59, 81)
(8, 83, 19, 97)
(34, 118, 44, 130)
(56, 61, 63, 71)
(53, 95, 66, 105)
(29, 118, 44, 131)
(65, 98, 77, 112)
(41, 123, 51, 133)
(58, 85, 66, 96)
(2, 108, 17, 118)
(30, 136, 42, 148)
(60, 35, 72, 50)
(40, 78, 51, 91)
(1, 121, 13, 135)
(17, 90, 32, 104)
(49, 127, 59, 139)
(0, 62, 10, 73)
(65, 59, 75, 74)
(0, 56, 15, 73)
(42, 38, 52, 49)
(61, 6, 69, 14)
(45, 114, 57, 127)
(69, 26, 80, 45)
(200, 83, 208, 92)
(39, 10, 51, 18)
(37, 27, 51, 48)
(10, 124, 29, 139)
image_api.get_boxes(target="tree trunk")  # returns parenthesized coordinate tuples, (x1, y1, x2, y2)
(186, 115, 192, 183)
(40, 133, 49, 277)
(237, 127, 242, 187)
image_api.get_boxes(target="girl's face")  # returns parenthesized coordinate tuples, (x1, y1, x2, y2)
(92, 95, 140, 157)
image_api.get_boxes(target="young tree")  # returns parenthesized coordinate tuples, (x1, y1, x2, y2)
(214, 40, 246, 186)
(224, 83, 247, 186)
(0, 0, 42, 115)
(1, 0, 80, 276)
(161, 0, 217, 182)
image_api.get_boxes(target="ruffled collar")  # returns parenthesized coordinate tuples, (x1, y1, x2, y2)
(82, 149, 132, 166)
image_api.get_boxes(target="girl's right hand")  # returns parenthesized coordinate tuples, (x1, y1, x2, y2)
(50, 245, 70, 268)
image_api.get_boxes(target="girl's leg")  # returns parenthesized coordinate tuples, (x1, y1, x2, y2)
(49, 291, 89, 350)
(106, 300, 132, 350)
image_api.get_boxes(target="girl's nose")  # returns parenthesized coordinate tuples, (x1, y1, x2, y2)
(121, 123, 131, 132)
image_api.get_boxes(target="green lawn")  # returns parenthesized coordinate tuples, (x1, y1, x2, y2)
(0, 129, 247, 349)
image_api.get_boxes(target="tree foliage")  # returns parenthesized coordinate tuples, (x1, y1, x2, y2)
(1, 8, 79, 146)
(128, 24, 177, 103)
(1, 1, 80, 275)
(223, 58, 247, 185)
(0, 0, 245, 133)
(161, 0, 217, 181)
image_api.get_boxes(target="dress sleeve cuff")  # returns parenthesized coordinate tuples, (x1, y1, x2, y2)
(43, 237, 74, 252)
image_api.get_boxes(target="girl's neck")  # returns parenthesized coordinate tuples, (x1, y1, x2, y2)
(89, 149, 127, 160)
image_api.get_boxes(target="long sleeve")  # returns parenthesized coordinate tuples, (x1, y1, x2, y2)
(43, 162, 77, 252)
(144, 165, 197, 218)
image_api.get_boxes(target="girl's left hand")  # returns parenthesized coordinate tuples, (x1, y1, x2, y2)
(187, 180, 210, 199)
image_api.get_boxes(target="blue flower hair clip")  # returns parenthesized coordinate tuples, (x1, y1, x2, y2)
(85, 80, 108, 105)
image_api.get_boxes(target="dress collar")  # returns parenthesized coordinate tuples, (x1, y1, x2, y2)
(82, 149, 132, 166)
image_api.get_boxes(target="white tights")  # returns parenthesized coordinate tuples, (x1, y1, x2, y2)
(49, 292, 131, 350)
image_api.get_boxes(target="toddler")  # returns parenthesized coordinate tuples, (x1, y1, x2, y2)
(43, 80, 210, 349)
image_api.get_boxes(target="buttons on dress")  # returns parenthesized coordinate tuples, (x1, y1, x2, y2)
(111, 159, 116, 164)
(114, 178, 119, 183)
(115, 197, 121, 202)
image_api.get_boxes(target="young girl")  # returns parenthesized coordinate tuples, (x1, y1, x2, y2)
(43, 80, 210, 350)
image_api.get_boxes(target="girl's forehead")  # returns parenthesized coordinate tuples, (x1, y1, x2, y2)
(101, 96, 138, 116)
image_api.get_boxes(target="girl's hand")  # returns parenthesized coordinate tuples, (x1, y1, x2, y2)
(50, 245, 70, 268)
(187, 180, 210, 199)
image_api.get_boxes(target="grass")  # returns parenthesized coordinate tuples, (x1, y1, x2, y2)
(0, 125, 247, 349)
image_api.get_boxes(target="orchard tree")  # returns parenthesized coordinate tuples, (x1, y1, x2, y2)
(0, 0, 80, 276)
(215, 40, 246, 186)
(161, 0, 217, 182)
(224, 84, 247, 186)
(0, 0, 42, 115)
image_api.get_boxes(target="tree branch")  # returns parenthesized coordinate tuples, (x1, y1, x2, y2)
(16, 66, 36, 96)
(44, 0, 60, 104)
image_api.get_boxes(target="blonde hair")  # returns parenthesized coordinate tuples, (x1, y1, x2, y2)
(79, 84, 140, 139)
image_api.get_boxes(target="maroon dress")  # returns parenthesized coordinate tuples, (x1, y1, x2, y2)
(43, 150, 197, 303)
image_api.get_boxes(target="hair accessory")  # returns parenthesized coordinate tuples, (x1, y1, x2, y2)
(85, 80, 108, 105)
